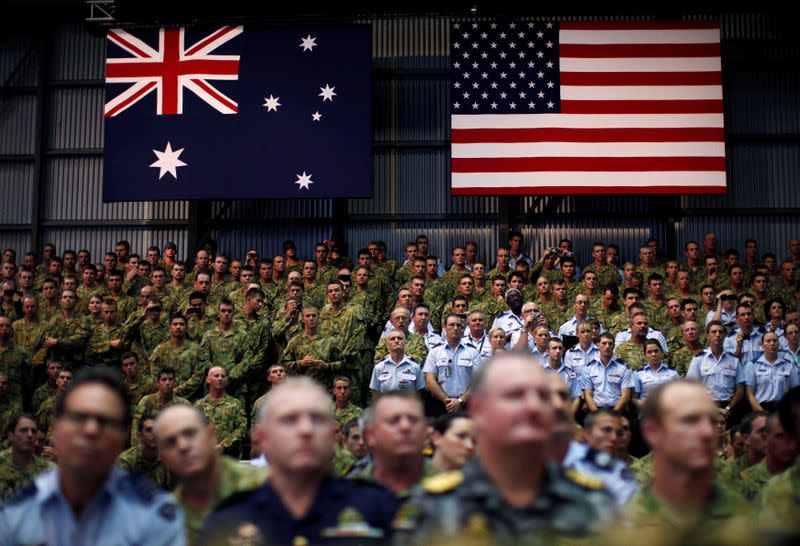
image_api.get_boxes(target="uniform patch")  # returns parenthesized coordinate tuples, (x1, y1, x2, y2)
(158, 502, 177, 521)
(422, 470, 464, 494)
(565, 468, 604, 490)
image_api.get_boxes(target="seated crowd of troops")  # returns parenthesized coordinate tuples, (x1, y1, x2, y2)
(1, 231, 800, 544)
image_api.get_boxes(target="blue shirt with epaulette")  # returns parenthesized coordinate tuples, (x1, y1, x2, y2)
(562, 441, 638, 505)
(0, 467, 185, 546)
(581, 358, 634, 407)
(633, 362, 680, 400)
(686, 348, 746, 401)
(198, 475, 399, 546)
(744, 354, 800, 402)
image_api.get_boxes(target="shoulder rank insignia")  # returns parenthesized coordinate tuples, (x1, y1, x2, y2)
(565, 468, 604, 490)
(422, 470, 464, 494)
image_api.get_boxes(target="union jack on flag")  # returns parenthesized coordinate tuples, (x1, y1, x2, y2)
(104, 26, 243, 117)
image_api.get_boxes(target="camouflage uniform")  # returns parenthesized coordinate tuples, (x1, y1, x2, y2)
(200, 325, 255, 400)
(768, 283, 799, 310)
(395, 459, 616, 545)
(0, 455, 53, 496)
(373, 333, 428, 368)
(36, 302, 60, 324)
(131, 317, 169, 364)
(614, 341, 647, 371)
(281, 331, 343, 387)
(149, 339, 209, 401)
(541, 302, 571, 333)
(333, 447, 356, 476)
(34, 394, 58, 436)
(125, 373, 156, 415)
(583, 263, 620, 291)
(11, 320, 47, 366)
(0, 342, 28, 408)
(472, 298, 508, 328)
(0, 396, 21, 445)
(132, 393, 191, 443)
(116, 446, 176, 491)
(174, 455, 267, 546)
(319, 302, 369, 366)
(669, 345, 703, 377)
(187, 315, 215, 343)
(86, 315, 143, 368)
(194, 393, 247, 459)
(45, 313, 92, 370)
(31, 382, 56, 414)
(624, 479, 752, 543)
(758, 459, 800, 533)
(333, 401, 363, 429)
(736, 459, 774, 501)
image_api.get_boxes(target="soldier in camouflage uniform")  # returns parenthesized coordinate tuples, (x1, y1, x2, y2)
(129, 300, 169, 364)
(226, 265, 256, 313)
(199, 299, 255, 401)
(36, 278, 60, 323)
(31, 359, 60, 412)
(613, 312, 650, 371)
(34, 368, 72, 437)
(132, 367, 190, 443)
(43, 290, 92, 369)
(319, 281, 368, 395)
(396, 354, 616, 545)
(541, 279, 572, 332)
(250, 363, 288, 424)
(154, 404, 267, 545)
(0, 413, 53, 496)
(85, 298, 148, 368)
(0, 316, 28, 411)
(0, 372, 21, 449)
(281, 305, 343, 388)
(332, 375, 363, 429)
(622, 381, 753, 545)
(668, 320, 705, 377)
(121, 351, 155, 415)
(150, 313, 210, 401)
(194, 366, 247, 459)
(209, 255, 238, 303)
(11, 296, 47, 367)
(116, 413, 175, 490)
(105, 270, 137, 320)
(583, 242, 620, 291)
(300, 260, 327, 310)
(351, 265, 384, 339)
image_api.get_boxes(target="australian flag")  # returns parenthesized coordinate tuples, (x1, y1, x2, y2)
(102, 25, 372, 200)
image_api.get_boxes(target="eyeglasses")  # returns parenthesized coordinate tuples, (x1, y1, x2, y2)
(61, 410, 127, 433)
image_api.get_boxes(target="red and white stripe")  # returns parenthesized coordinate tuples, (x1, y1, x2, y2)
(105, 26, 242, 117)
(451, 21, 726, 195)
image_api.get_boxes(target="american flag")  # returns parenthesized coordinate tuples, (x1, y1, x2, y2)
(450, 20, 726, 195)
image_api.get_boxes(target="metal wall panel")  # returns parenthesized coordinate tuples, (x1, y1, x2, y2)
(346, 220, 501, 267)
(48, 87, 104, 150)
(396, 77, 449, 141)
(50, 24, 105, 81)
(724, 71, 800, 136)
(0, 231, 32, 255)
(209, 198, 332, 220)
(41, 227, 189, 264)
(211, 223, 332, 262)
(521, 219, 668, 268)
(369, 17, 450, 58)
(674, 216, 800, 257)
(0, 162, 34, 224)
(0, 36, 39, 86)
(683, 142, 800, 209)
(43, 157, 189, 221)
(0, 95, 37, 155)
(349, 150, 394, 215)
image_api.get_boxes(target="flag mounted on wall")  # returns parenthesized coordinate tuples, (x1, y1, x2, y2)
(449, 20, 726, 195)
(103, 26, 372, 201)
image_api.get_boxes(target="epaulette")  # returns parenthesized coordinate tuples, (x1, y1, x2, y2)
(421, 470, 464, 494)
(127, 471, 161, 504)
(565, 469, 603, 490)
(1, 482, 37, 506)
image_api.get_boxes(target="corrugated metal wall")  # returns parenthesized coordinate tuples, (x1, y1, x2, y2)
(1, 12, 799, 264)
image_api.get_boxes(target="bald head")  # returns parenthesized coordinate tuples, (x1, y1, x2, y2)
(153, 405, 217, 480)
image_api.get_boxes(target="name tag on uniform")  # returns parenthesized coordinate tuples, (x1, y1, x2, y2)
(755, 367, 770, 376)
(778, 367, 791, 376)
(457, 357, 473, 367)
(722, 367, 738, 377)
(608, 374, 622, 384)
(378, 371, 392, 381)
(401, 370, 417, 380)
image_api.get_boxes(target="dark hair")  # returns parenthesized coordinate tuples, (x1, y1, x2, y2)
(6, 412, 36, 436)
(54, 367, 132, 428)
(778, 386, 800, 436)
(584, 409, 621, 432)
(138, 412, 157, 433)
(740, 411, 769, 435)
(120, 351, 138, 362)
(342, 417, 360, 438)
(432, 411, 471, 435)
(156, 366, 177, 380)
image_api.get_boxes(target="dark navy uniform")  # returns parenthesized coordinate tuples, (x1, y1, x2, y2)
(199, 475, 399, 546)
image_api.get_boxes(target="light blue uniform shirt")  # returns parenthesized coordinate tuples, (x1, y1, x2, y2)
(423, 342, 480, 397)
(544, 360, 582, 399)
(562, 441, 637, 505)
(633, 363, 680, 400)
(564, 343, 601, 378)
(744, 355, 800, 403)
(723, 327, 764, 364)
(508, 329, 549, 366)
(557, 316, 604, 339)
(581, 359, 634, 408)
(491, 310, 525, 336)
(686, 349, 746, 401)
(463, 332, 494, 362)
(0, 467, 185, 546)
(370, 354, 426, 393)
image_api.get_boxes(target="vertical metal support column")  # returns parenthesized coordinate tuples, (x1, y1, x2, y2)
(30, 31, 50, 255)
